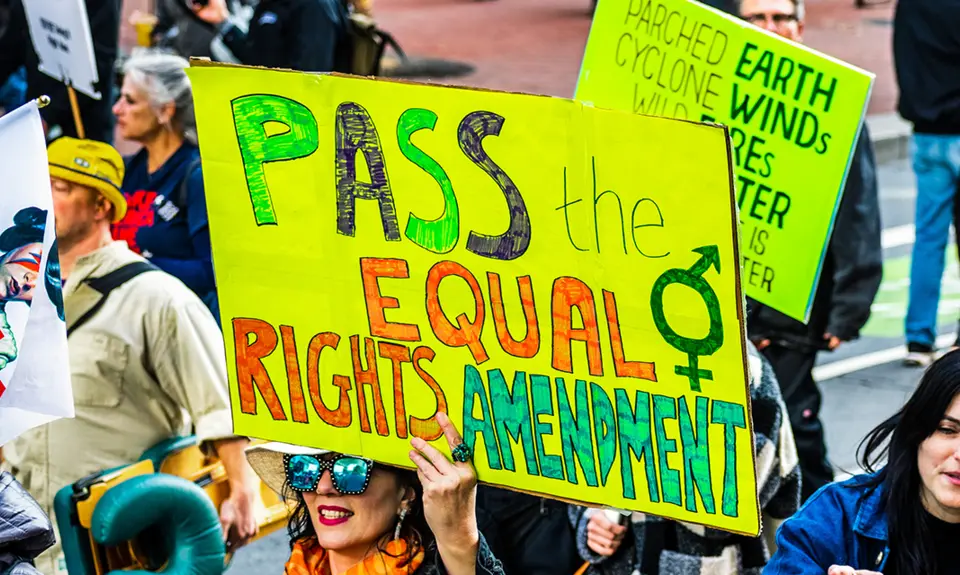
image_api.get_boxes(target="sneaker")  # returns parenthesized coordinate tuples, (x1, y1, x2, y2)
(904, 342, 935, 367)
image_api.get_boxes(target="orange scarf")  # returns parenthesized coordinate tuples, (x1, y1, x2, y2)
(284, 537, 425, 575)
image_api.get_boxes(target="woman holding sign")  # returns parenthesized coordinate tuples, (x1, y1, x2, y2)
(765, 351, 960, 574)
(245, 412, 504, 575)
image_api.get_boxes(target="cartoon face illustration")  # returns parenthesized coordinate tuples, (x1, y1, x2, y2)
(0, 242, 42, 303)
(0, 207, 63, 375)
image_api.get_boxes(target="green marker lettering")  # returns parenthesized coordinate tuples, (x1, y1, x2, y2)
(679, 396, 715, 514)
(590, 382, 617, 486)
(653, 395, 682, 507)
(531, 374, 564, 480)
(231, 95, 319, 226)
(488, 369, 539, 475)
(398, 108, 460, 253)
(712, 400, 746, 517)
(557, 378, 598, 487)
(462, 365, 502, 470)
(615, 388, 659, 502)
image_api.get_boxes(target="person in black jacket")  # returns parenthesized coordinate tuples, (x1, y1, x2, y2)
(0, 472, 56, 575)
(475, 487, 583, 575)
(747, 125, 882, 503)
(193, 0, 349, 72)
(0, 0, 119, 143)
(741, 0, 882, 505)
(894, 0, 960, 367)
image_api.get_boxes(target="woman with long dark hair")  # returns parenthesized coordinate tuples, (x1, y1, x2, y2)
(764, 352, 960, 574)
(244, 412, 504, 575)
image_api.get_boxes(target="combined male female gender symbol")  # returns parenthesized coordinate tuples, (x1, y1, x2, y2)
(650, 245, 724, 392)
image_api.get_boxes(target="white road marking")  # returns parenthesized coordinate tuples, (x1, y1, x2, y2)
(813, 333, 956, 381)
(881, 224, 915, 249)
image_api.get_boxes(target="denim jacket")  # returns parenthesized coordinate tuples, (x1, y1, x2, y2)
(419, 533, 504, 575)
(764, 475, 890, 574)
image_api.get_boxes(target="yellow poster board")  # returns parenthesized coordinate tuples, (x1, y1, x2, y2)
(577, 0, 874, 322)
(188, 62, 760, 535)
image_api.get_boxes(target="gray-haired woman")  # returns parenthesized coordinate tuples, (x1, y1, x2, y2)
(110, 49, 218, 322)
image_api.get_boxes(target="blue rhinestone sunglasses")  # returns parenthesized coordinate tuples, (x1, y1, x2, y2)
(283, 453, 375, 495)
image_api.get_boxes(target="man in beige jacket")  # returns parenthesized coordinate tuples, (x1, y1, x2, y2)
(0, 137, 261, 575)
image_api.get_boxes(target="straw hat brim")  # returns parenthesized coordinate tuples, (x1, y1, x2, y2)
(245, 442, 329, 498)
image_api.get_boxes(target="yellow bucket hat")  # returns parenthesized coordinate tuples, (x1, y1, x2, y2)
(47, 137, 127, 222)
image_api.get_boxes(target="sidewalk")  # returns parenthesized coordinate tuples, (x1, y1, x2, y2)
(117, 0, 909, 157)
(370, 0, 898, 110)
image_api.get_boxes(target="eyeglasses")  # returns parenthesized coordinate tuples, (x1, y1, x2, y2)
(284, 453, 374, 495)
(742, 12, 798, 26)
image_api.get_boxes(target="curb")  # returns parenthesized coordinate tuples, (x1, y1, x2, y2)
(866, 112, 911, 165)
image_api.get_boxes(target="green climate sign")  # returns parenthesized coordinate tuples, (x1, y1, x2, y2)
(577, 0, 874, 322)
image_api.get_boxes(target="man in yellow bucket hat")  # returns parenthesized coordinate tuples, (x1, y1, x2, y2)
(1, 137, 263, 575)
(46, 137, 127, 225)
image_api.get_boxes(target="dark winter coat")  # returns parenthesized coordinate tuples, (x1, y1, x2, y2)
(0, 472, 56, 575)
(217, 0, 349, 72)
(746, 124, 882, 351)
(475, 487, 583, 575)
(893, 0, 960, 135)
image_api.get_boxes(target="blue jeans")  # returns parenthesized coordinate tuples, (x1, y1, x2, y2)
(906, 133, 960, 347)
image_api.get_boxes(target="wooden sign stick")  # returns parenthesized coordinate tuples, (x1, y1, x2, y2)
(66, 83, 85, 139)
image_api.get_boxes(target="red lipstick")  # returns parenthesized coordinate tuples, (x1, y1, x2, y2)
(316, 505, 353, 526)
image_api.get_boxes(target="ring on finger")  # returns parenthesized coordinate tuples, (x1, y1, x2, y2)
(452, 442, 473, 463)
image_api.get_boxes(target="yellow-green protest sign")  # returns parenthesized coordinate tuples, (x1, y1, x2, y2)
(188, 62, 760, 535)
(577, 0, 874, 322)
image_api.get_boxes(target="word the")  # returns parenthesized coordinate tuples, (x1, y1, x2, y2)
(557, 158, 670, 258)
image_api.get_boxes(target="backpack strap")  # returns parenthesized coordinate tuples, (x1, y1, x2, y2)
(175, 157, 203, 211)
(67, 262, 160, 337)
(371, 27, 405, 75)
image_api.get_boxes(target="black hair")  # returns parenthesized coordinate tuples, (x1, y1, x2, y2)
(0, 207, 65, 321)
(285, 464, 433, 571)
(0, 207, 63, 319)
(0, 207, 45, 250)
(857, 351, 960, 574)
(45, 239, 64, 321)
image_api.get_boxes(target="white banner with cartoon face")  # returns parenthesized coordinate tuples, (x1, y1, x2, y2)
(0, 101, 73, 446)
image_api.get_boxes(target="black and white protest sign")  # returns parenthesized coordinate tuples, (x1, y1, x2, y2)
(22, 0, 101, 100)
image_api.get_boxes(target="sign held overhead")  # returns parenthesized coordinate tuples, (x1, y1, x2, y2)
(189, 62, 761, 536)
